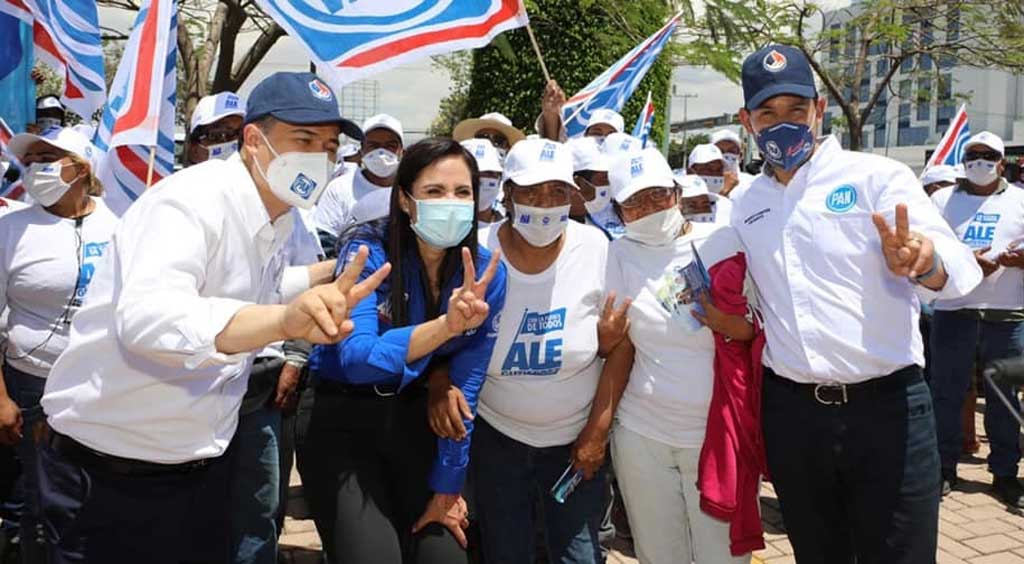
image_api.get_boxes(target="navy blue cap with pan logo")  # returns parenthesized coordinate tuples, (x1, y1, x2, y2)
(742, 44, 818, 110)
(245, 72, 363, 140)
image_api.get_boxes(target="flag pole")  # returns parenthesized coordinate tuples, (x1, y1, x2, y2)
(524, 22, 552, 83)
(145, 146, 156, 188)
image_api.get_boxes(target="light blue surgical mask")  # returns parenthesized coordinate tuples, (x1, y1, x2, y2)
(410, 198, 475, 249)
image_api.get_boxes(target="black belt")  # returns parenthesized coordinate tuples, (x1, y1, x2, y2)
(765, 365, 920, 406)
(49, 429, 217, 476)
(314, 378, 406, 398)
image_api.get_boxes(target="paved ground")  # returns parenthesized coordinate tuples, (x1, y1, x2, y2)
(280, 397, 1024, 564)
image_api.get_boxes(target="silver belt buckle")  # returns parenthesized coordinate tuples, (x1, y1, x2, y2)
(813, 384, 848, 406)
(373, 385, 398, 398)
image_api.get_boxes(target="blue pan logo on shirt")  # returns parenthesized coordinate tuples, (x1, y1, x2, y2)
(501, 307, 566, 377)
(290, 173, 317, 199)
(825, 184, 857, 213)
(73, 241, 109, 304)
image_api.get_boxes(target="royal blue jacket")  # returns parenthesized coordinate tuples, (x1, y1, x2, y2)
(310, 235, 506, 494)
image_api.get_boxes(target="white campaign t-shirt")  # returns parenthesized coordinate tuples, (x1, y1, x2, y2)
(931, 183, 1024, 311)
(312, 168, 388, 237)
(479, 221, 609, 448)
(687, 194, 733, 225)
(0, 198, 120, 377)
(606, 221, 746, 448)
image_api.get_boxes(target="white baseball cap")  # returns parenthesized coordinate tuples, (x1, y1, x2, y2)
(710, 129, 742, 147)
(920, 164, 959, 186)
(350, 187, 392, 225)
(675, 174, 709, 197)
(689, 143, 724, 166)
(8, 126, 97, 166)
(361, 113, 404, 144)
(586, 109, 624, 134)
(601, 132, 643, 159)
(189, 92, 245, 134)
(963, 131, 1005, 157)
(566, 136, 608, 173)
(502, 138, 575, 189)
(609, 147, 675, 203)
(337, 142, 360, 159)
(452, 112, 526, 146)
(36, 95, 63, 111)
(460, 139, 502, 174)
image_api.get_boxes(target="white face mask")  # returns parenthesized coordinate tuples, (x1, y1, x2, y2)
(37, 117, 61, 130)
(512, 203, 570, 247)
(204, 140, 238, 161)
(721, 153, 741, 172)
(584, 183, 612, 215)
(624, 206, 685, 247)
(252, 130, 331, 210)
(362, 148, 400, 178)
(700, 175, 726, 194)
(965, 159, 1000, 187)
(25, 161, 78, 207)
(479, 177, 502, 212)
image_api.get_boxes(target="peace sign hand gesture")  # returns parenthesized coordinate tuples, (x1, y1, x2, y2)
(871, 203, 938, 280)
(445, 247, 502, 336)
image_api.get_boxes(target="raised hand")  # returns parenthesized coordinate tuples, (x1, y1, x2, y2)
(445, 247, 501, 336)
(871, 203, 937, 279)
(597, 292, 632, 357)
(281, 245, 391, 344)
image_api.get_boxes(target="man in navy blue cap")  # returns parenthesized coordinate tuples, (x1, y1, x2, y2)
(729, 45, 982, 562)
(34, 72, 389, 563)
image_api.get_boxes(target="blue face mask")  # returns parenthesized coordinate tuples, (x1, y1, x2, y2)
(755, 122, 814, 172)
(410, 198, 475, 249)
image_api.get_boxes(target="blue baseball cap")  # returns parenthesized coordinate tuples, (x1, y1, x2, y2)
(245, 72, 363, 140)
(742, 44, 818, 110)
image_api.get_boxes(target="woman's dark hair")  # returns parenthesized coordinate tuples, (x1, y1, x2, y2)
(388, 137, 480, 327)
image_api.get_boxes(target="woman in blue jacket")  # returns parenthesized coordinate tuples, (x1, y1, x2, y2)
(301, 137, 506, 564)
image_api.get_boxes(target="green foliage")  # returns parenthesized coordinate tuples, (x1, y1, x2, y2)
(428, 51, 473, 137)
(462, 0, 675, 147)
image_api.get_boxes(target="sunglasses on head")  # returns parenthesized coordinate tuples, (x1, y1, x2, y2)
(964, 151, 1002, 162)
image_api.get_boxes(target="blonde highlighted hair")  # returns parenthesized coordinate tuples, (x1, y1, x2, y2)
(66, 153, 103, 196)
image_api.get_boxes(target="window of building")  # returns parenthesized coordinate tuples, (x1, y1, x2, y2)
(874, 125, 888, 149)
(829, 23, 841, 62)
(823, 111, 833, 135)
(875, 58, 888, 78)
(920, 53, 933, 71)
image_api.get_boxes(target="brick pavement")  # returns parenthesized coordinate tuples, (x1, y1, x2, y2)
(280, 398, 1023, 564)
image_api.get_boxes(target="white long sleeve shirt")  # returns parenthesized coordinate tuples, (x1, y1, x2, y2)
(729, 136, 982, 384)
(41, 155, 308, 463)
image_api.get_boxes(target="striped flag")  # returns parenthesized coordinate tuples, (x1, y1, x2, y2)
(94, 0, 177, 216)
(562, 13, 679, 138)
(0, 117, 23, 200)
(926, 104, 970, 168)
(0, 0, 107, 119)
(0, 117, 12, 152)
(631, 91, 655, 147)
(256, 0, 529, 90)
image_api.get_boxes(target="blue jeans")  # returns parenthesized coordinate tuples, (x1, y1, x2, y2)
(471, 417, 607, 564)
(1, 364, 46, 564)
(228, 404, 281, 564)
(930, 310, 1023, 478)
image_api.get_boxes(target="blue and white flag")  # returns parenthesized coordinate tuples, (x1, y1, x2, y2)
(562, 13, 679, 138)
(631, 91, 655, 147)
(926, 104, 970, 168)
(255, 0, 529, 89)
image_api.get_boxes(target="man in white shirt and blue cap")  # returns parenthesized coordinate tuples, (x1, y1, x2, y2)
(729, 44, 982, 562)
(35, 71, 388, 563)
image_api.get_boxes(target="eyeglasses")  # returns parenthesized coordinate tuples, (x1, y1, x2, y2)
(964, 151, 1002, 162)
(511, 183, 572, 207)
(474, 132, 509, 150)
(620, 186, 676, 209)
(193, 128, 240, 145)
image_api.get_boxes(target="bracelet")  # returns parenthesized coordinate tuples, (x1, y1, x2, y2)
(913, 252, 943, 285)
(284, 359, 306, 369)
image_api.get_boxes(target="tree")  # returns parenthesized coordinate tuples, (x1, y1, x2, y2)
(98, 0, 285, 124)
(428, 51, 473, 138)
(742, 0, 1024, 151)
(461, 0, 677, 147)
(667, 132, 710, 169)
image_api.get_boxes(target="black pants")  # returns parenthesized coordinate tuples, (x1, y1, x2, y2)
(762, 366, 940, 564)
(298, 385, 467, 564)
(37, 432, 231, 564)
